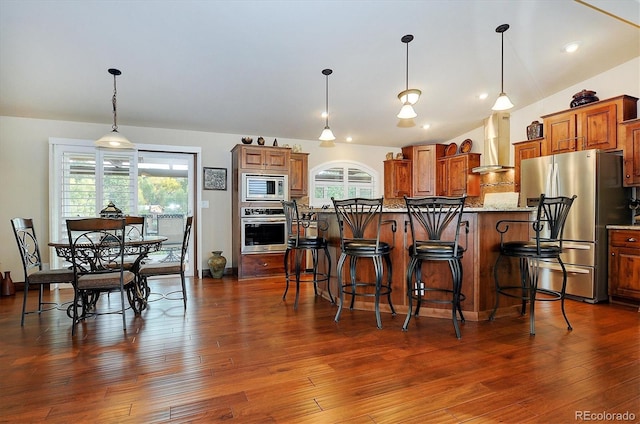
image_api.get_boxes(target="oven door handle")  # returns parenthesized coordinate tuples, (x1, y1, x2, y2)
(242, 217, 286, 223)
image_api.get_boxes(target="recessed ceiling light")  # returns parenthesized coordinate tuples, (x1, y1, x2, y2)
(478, 93, 489, 100)
(422, 124, 431, 130)
(346, 136, 353, 142)
(564, 42, 580, 53)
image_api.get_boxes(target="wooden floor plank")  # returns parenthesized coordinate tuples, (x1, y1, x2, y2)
(0, 276, 638, 423)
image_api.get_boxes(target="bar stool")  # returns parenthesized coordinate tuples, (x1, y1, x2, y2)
(332, 197, 396, 329)
(281, 200, 333, 309)
(490, 194, 576, 335)
(402, 196, 468, 338)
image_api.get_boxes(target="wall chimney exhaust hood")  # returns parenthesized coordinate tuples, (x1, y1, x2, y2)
(472, 112, 513, 174)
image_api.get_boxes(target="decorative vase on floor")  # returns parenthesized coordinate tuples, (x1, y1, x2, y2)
(208, 251, 227, 279)
(1, 271, 15, 296)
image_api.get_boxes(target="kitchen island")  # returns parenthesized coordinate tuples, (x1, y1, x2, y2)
(316, 207, 534, 321)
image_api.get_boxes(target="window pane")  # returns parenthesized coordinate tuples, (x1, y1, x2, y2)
(316, 167, 344, 182)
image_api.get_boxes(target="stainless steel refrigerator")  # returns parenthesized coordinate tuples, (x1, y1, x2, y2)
(520, 149, 630, 303)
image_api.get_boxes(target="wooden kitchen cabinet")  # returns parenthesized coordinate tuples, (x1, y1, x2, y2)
(542, 95, 638, 155)
(402, 144, 445, 196)
(384, 159, 412, 198)
(237, 145, 290, 171)
(608, 228, 640, 304)
(436, 153, 480, 197)
(289, 152, 309, 197)
(513, 138, 544, 192)
(621, 119, 640, 187)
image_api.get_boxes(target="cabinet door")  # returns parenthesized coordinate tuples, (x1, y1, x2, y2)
(580, 102, 617, 151)
(384, 160, 412, 198)
(514, 140, 542, 192)
(447, 156, 468, 197)
(290, 153, 308, 197)
(412, 145, 440, 196)
(609, 245, 640, 301)
(622, 120, 640, 186)
(436, 159, 448, 196)
(546, 111, 577, 154)
(264, 150, 289, 170)
(241, 148, 266, 169)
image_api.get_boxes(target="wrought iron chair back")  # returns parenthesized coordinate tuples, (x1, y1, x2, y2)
(332, 197, 385, 252)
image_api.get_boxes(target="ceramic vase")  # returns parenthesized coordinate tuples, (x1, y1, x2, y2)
(208, 251, 227, 279)
(1, 271, 15, 296)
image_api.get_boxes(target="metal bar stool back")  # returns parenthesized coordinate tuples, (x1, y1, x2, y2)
(402, 196, 468, 338)
(281, 200, 333, 309)
(332, 197, 396, 328)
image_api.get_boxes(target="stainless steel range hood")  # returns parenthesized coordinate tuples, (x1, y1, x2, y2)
(472, 112, 513, 174)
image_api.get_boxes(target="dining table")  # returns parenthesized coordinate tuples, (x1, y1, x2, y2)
(48, 235, 167, 315)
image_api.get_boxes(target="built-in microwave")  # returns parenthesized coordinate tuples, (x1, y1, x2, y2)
(242, 174, 288, 202)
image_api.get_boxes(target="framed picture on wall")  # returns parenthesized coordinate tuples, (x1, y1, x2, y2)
(203, 167, 227, 190)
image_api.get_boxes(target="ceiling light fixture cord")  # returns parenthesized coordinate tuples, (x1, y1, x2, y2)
(110, 68, 120, 132)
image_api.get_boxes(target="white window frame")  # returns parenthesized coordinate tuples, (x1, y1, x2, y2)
(308, 160, 379, 208)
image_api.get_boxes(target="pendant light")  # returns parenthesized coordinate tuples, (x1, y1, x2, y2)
(95, 68, 135, 149)
(397, 34, 421, 120)
(492, 24, 514, 111)
(319, 68, 336, 147)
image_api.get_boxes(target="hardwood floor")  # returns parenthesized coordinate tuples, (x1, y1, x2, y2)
(0, 276, 638, 423)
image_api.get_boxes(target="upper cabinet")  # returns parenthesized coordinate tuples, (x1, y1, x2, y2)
(513, 138, 544, 192)
(289, 152, 309, 197)
(236, 145, 290, 171)
(437, 153, 481, 197)
(402, 144, 445, 197)
(621, 119, 640, 187)
(542, 95, 638, 155)
(384, 159, 412, 198)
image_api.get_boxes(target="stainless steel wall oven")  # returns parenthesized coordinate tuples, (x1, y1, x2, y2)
(240, 207, 287, 253)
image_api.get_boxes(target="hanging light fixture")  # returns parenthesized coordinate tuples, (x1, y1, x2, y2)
(492, 24, 514, 111)
(397, 34, 421, 120)
(319, 68, 336, 147)
(95, 68, 135, 149)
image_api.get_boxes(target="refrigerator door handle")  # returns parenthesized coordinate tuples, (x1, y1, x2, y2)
(545, 163, 553, 196)
(551, 163, 559, 197)
(538, 261, 590, 274)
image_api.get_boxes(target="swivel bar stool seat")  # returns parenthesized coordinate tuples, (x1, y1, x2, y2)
(281, 200, 333, 310)
(490, 194, 576, 335)
(402, 196, 468, 338)
(332, 197, 396, 329)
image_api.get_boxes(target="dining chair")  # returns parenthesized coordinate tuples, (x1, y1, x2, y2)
(66, 217, 136, 335)
(157, 214, 185, 262)
(10, 218, 74, 326)
(281, 200, 333, 310)
(332, 197, 396, 329)
(138, 216, 193, 308)
(490, 194, 576, 335)
(402, 196, 468, 338)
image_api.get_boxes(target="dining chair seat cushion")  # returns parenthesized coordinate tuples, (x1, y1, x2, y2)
(27, 268, 74, 284)
(501, 240, 561, 258)
(77, 271, 135, 290)
(343, 240, 391, 254)
(410, 241, 465, 259)
(287, 237, 326, 249)
(139, 262, 184, 276)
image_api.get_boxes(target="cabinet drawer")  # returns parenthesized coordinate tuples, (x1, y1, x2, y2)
(610, 230, 640, 248)
(240, 252, 285, 278)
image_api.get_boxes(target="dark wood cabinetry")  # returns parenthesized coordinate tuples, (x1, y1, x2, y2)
(402, 144, 445, 197)
(436, 153, 480, 197)
(513, 138, 544, 192)
(384, 159, 412, 198)
(289, 152, 309, 197)
(238, 145, 290, 171)
(542, 95, 637, 155)
(621, 119, 640, 187)
(608, 228, 640, 305)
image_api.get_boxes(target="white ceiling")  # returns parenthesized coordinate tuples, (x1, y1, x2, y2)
(1, 0, 638, 148)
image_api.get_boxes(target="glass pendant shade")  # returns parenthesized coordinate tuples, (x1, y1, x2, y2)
(492, 93, 514, 111)
(398, 88, 421, 105)
(319, 126, 336, 142)
(397, 103, 417, 119)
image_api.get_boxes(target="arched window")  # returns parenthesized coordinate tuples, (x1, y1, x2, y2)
(309, 160, 378, 207)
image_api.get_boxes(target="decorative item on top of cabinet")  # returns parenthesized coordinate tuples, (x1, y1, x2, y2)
(384, 159, 412, 198)
(235, 144, 290, 171)
(542, 95, 638, 154)
(608, 228, 640, 305)
(436, 153, 480, 197)
(526, 120, 543, 140)
(570, 89, 599, 108)
(621, 119, 640, 187)
(290, 152, 309, 198)
(513, 138, 544, 192)
(401, 144, 446, 197)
